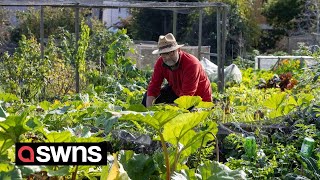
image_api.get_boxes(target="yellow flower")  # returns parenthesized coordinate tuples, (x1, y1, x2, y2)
(281, 59, 289, 65)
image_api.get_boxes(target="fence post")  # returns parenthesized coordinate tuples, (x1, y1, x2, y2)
(75, 4, 80, 93)
(300, 57, 305, 68)
(40, 6, 45, 100)
(216, 7, 222, 93)
(197, 8, 203, 60)
(40, 6, 44, 60)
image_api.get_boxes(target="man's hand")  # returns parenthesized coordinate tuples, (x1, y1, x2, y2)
(146, 96, 156, 107)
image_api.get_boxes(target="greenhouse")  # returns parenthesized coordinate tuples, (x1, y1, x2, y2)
(0, 0, 319, 179)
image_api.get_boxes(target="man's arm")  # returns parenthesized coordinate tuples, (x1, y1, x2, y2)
(146, 96, 156, 107)
(146, 58, 164, 107)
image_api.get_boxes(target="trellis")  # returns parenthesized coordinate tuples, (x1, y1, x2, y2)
(0, 0, 229, 93)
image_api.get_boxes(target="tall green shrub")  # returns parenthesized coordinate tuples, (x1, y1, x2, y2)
(11, 7, 90, 42)
(0, 35, 49, 101)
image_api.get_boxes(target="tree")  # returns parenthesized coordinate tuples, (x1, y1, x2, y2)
(291, 0, 319, 35)
(125, 0, 180, 41)
(262, 0, 304, 34)
(180, 0, 260, 61)
(11, 7, 90, 42)
(260, 0, 318, 52)
(0, 8, 12, 52)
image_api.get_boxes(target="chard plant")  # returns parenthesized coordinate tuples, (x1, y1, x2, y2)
(119, 96, 218, 179)
(0, 103, 111, 179)
(263, 92, 314, 119)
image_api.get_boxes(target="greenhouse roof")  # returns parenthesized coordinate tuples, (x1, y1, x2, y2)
(0, 0, 228, 9)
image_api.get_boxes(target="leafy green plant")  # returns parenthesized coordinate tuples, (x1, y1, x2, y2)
(76, 22, 90, 82)
(198, 160, 246, 180)
(0, 106, 37, 175)
(0, 100, 112, 179)
(263, 144, 298, 177)
(119, 96, 217, 179)
(226, 147, 278, 179)
(12, 7, 89, 41)
(54, 22, 90, 92)
(263, 92, 295, 118)
(263, 91, 313, 119)
(119, 150, 163, 180)
(297, 154, 320, 179)
(0, 7, 10, 46)
(221, 133, 244, 160)
(0, 35, 49, 102)
(273, 59, 302, 75)
(172, 160, 246, 180)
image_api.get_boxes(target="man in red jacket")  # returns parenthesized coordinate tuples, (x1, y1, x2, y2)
(142, 33, 212, 107)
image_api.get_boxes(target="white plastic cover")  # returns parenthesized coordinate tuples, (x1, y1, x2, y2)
(200, 57, 242, 83)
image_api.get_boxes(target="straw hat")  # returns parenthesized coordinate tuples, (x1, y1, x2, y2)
(152, 33, 184, 54)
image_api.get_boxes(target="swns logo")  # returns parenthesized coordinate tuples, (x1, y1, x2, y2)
(16, 143, 112, 165)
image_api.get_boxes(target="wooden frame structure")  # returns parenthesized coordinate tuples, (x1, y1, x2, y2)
(0, 0, 229, 93)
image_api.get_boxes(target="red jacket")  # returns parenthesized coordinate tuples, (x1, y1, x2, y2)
(147, 51, 212, 102)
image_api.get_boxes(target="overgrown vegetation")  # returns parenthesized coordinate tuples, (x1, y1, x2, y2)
(0, 38, 319, 178)
(0, 3, 319, 180)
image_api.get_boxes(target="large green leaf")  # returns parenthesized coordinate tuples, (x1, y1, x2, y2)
(263, 92, 286, 110)
(198, 161, 246, 180)
(119, 111, 181, 130)
(174, 96, 202, 110)
(120, 152, 160, 180)
(119, 113, 158, 129)
(101, 165, 111, 180)
(297, 93, 314, 106)
(179, 130, 202, 159)
(180, 123, 217, 158)
(172, 169, 198, 180)
(149, 104, 182, 112)
(0, 163, 14, 172)
(44, 131, 72, 142)
(0, 111, 31, 143)
(39, 100, 51, 111)
(153, 111, 182, 128)
(26, 117, 42, 130)
(0, 136, 14, 156)
(0, 168, 22, 180)
(95, 112, 117, 135)
(177, 121, 217, 161)
(67, 125, 92, 138)
(269, 108, 284, 119)
(48, 105, 71, 115)
(196, 101, 215, 109)
(95, 112, 113, 126)
(127, 104, 148, 112)
(162, 111, 209, 146)
(283, 96, 297, 114)
(0, 93, 19, 102)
